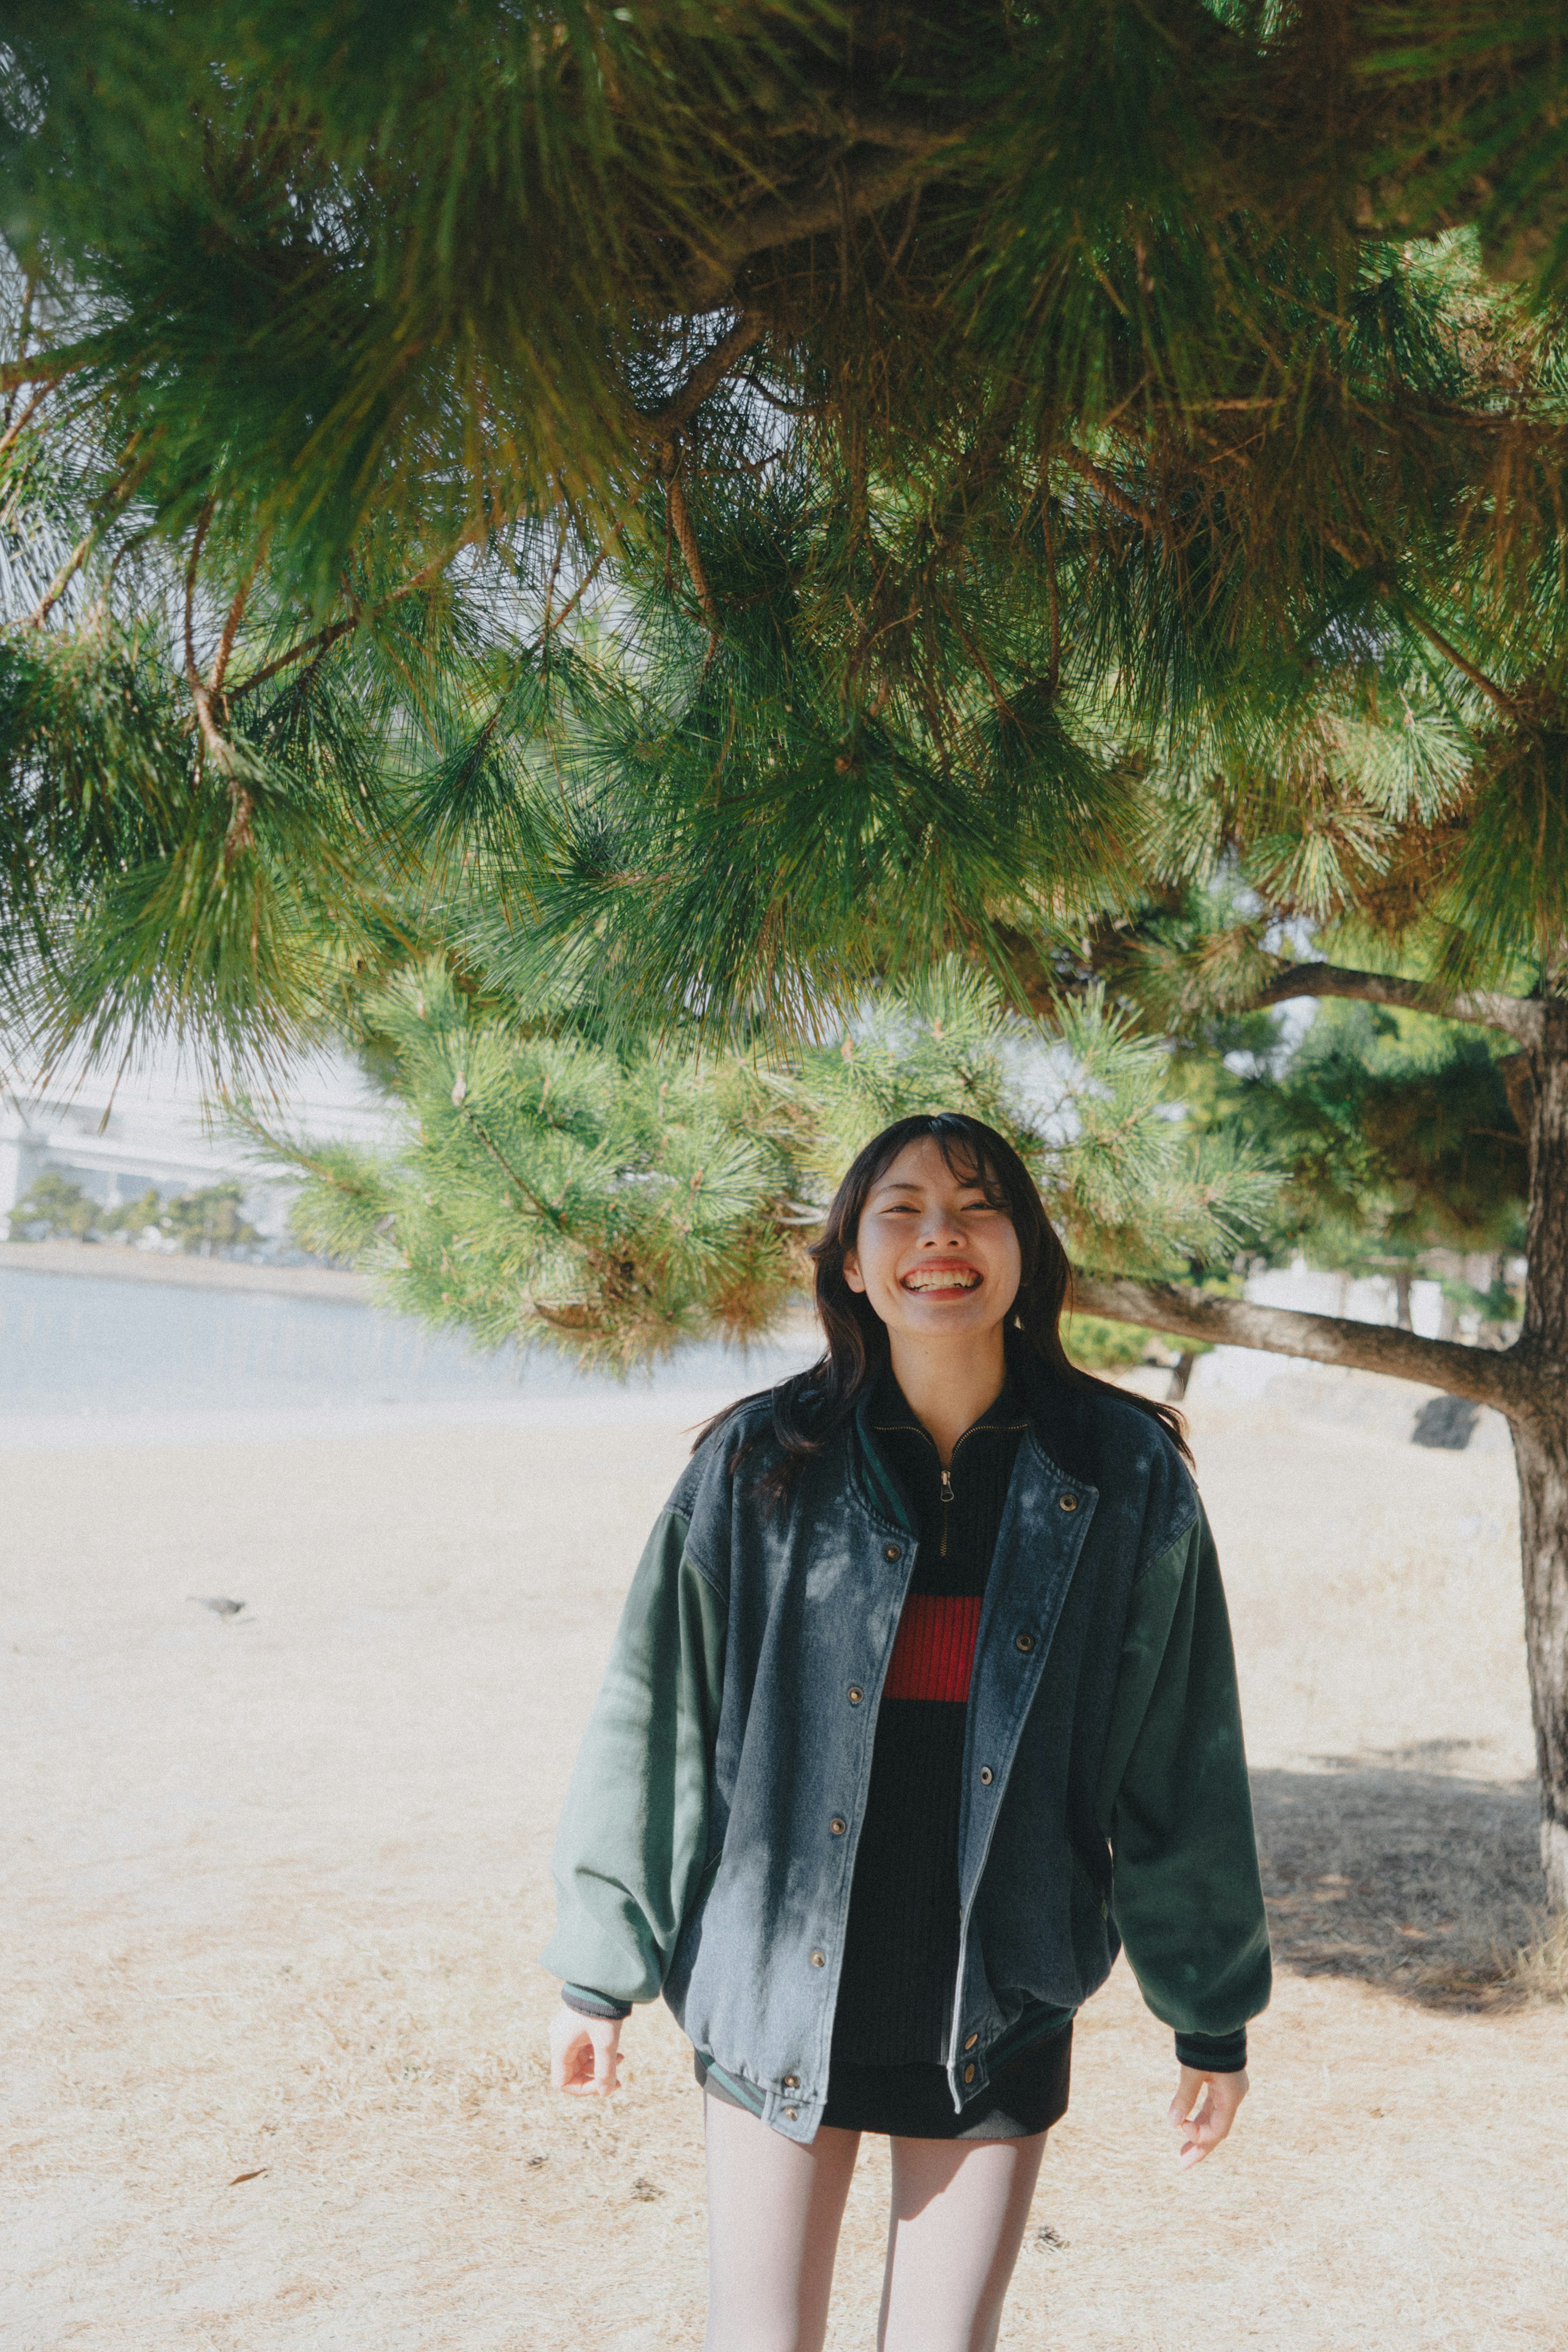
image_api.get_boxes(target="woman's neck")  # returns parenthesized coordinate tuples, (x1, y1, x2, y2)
(884, 1328, 1009, 1467)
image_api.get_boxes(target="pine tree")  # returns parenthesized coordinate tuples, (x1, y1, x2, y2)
(5, 6, 1568, 1893)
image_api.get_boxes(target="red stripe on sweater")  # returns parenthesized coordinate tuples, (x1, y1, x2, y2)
(882, 1593, 983, 1703)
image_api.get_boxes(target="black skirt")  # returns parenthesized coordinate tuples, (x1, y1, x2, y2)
(697, 2022, 1071, 2141)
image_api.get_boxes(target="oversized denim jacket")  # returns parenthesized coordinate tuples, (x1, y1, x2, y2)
(545, 1364, 1271, 2144)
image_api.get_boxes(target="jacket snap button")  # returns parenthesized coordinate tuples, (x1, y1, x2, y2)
(830, 1816, 847, 1836)
(964, 2063, 976, 2084)
(784, 2106, 799, 2121)
(847, 1685, 864, 1705)
(963, 2032, 979, 2051)
(783, 2075, 800, 2089)
(810, 1949, 826, 1967)
(978, 1766, 994, 1786)
(1015, 1630, 1035, 1653)
(1059, 1494, 1079, 1512)
(884, 1544, 902, 1562)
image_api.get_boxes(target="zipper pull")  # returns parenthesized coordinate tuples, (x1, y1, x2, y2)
(940, 1469, 954, 1505)
(940, 1467, 953, 1558)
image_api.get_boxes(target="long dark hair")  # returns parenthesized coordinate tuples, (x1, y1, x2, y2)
(696, 1112, 1191, 1485)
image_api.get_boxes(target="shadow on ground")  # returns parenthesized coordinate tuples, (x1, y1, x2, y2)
(1250, 1755, 1543, 2009)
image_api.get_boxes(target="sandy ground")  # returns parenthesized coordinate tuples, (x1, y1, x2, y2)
(3, 1386, 1567, 2350)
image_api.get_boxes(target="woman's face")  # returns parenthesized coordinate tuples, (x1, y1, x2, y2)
(841, 1137, 1022, 1342)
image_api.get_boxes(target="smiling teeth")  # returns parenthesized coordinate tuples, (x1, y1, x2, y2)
(902, 1270, 980, 1292)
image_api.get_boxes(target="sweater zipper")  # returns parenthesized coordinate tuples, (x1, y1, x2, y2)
(873, 1418, 1028, 1563)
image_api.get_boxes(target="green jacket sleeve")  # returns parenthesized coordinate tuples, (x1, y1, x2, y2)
(1094, 1502, 1271, 2050)
(542, 1509, 727, 2006)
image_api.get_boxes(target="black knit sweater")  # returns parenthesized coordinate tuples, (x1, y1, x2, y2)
(829, 1372, 1028, 2067)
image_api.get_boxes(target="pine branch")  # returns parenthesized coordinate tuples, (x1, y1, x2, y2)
(226, 616, 360, 701)
(0, 274, 38, 432)
(1401, 609, 1520, 721)
(1319, 528, 1520, 718)
(210, 544, 267, 697)
(453, 1098, 570, 1237)
(182, 502, 215, 691)
(776, 101, 968, 154)
(22, 527, 96, 627)
(0, 379, 54, 462)
(664, 466, 719, 636)
(684, 137, 964, 302)
(1250, 961, 1548, 1047)
(16, 428, 151, 625)
(225, 549, 451, 702)
(639, 314, 766, 434)
(0, 350, 88, 395)
(1056, 446, 1160, 535)
(1071, 1273, 1526, 1411)
(182, 503, 260, 860)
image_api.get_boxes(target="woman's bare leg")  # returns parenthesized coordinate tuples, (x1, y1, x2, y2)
(876, 2132, 1049, 2352)
(702, 2092, 862, 2352)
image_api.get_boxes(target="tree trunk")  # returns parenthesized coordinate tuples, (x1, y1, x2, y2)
(1514, 1004, 1568, 1908)
(1073, 996, 1568, 1906)
(1514, 1412, 1568, 1908)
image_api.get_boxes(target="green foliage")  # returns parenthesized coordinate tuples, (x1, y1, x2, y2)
(1059, 1313, 1168, 1374)
(8, 0, 1561, 602)
(6, 1173, 259, 1252)
(7, 1169, 97, 1239)
(4, 9, 1568, 1077)
(134, 1181, 261, 1255)
(1152, 989, 1529, 1302)
(1265, 1003, 1527, 1256)
(241, 957, 1274, 1371)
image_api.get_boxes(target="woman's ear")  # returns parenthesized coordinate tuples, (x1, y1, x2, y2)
(842, 1249, 866, 1295)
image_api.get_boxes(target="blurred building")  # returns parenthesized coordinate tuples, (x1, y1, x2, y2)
(0, 1044, 398, 1251)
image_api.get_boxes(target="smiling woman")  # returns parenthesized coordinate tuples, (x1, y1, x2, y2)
(543, 1112, 1270, 2352)
(841, 1132, 1026, 1466)
(757, 1112, 1191, 1492)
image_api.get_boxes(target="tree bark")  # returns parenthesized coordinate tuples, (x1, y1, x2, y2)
(1513, 1004, 1568, 1907)
(1514, 1411, 1568, 1908)
(1254, 962, 1545, 1047)
(1070, 1273, 1527, 1409)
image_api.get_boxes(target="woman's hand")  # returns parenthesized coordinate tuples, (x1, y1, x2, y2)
(549, 2003, 624, 2097)
(1168, 2065, 1247, 2168)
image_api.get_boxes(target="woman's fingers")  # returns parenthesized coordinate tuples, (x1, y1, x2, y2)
(548, 2006, 588, 2090)
(592, 2021, 621, 2093)
(1168, 2065, 1248, 2168)
(548, 2004, 624, 2096)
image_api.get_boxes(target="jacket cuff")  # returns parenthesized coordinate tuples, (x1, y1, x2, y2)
(560, 1983, 633, 2022)
(1175, 2027, 1247, 2073)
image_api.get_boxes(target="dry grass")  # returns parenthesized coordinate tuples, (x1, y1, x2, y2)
(1505, 1913, 1568, 2005)
(2, 1389, 1567, 2348)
